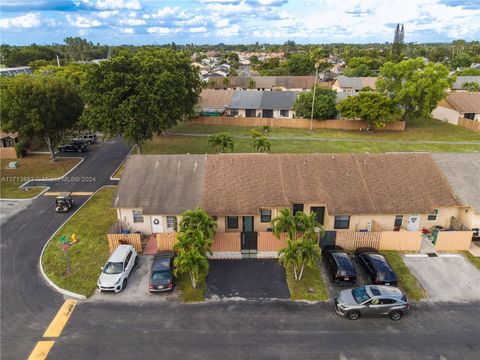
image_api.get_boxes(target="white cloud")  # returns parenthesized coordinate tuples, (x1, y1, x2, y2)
(96, 10, 119, 19)
(190, 26, 207, 33)
(215, 18, 229, 28)
(216, 24, 240, 36)
(147, 26, 181, 34)
(119, 18, 145, 26)
(0, 12, 42, 29)
(67, 14, 102, 28)
(81, 0, 141, 10)
(174, 15, 207, 26)
(120, 27, 134, 34)
(148, 6, 180, 19)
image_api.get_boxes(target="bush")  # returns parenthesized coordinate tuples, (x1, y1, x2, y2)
(15, 139, 29, 158)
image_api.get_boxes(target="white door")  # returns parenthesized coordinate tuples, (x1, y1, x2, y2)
(407, 215, 420, 231)
(151, 216, 163, 233)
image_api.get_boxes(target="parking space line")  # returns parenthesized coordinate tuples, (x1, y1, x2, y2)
(71, 192, 94, 196)
(43, 299, 77, 338)
(43, 192, 62, 196)
(28, 341, 55, 360)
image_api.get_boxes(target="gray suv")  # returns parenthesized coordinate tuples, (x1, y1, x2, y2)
(334, 285, 409, 321)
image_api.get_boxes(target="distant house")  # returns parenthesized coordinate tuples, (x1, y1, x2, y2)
(207, 76, 318, 91)
(432, 92, 480, 124)
(451, 76, 480, 91)
(226, 91, 299, 118)
(331, 75, 377, 93)
(0, 132, 19, 148)
(197, 89, 234, 116)
(0, 67, 32, 77)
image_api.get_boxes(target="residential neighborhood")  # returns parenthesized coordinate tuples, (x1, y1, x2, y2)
(1, 1, 480, 360)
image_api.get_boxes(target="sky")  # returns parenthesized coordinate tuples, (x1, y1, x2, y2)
(0, 0, 479, 45)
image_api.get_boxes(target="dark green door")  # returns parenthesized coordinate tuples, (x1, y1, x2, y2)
(241, 216, 257, 258)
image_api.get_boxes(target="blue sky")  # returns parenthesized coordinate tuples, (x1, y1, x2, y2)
(1, 0, 479, 45)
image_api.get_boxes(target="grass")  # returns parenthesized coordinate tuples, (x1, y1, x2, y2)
(381, 251, 426, 301)
(177, 270, 207, 302)
(143, 134, 480, 155)
(462, 251, 480, 270)
(285, 263, 329, 301)
(112, 162, 126, 179)
(0, 154, 80, 199)
(41, 187, 117, 298)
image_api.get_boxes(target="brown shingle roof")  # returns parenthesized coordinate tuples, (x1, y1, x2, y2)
(444, 92, 480, 113)
(202, 153, 460, 216)
(198, 89, 234, 110)
(208, 76, 317, 90)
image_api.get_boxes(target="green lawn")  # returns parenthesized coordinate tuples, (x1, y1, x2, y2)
(285, 263, 329, 301)
(173, 117, 480, 142)
(462, 251, 480, 270)
(0, 155, 81, 199)
(41, 187, 117, 298)
(177, 270, 206, 302)
(143, 134, 480, 154)
(381, 251, 426, 301)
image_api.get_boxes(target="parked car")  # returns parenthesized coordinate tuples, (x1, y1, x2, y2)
(97, 245, 138, 292)
(334, 285, 409, 321)
(355, 248, 397, 286)
(322, 246, 357, 285)
(149, 250, 175, 293)
(55, 192, 74, 213)
(58, 142, 88, 153)
(73, 134, 97, 144)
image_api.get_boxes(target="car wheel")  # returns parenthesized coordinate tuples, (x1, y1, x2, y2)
(389, 311, 403, 321)
(122, 278, 127, 290)
(347, 311, 360, 320)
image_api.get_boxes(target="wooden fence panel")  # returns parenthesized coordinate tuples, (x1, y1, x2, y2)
(107, 233, 142, 253)
(435, 231, 473, 251)
(379, 231, 422, 251)
(257, 232, 288, 251)
(335, 231, 381, 250)
(0, 148, 17, 159)
(156, 232, 177, 251)
(191, 116, 405, 131)
(458, 117, 480, 132)
(212, 232, 241, 252)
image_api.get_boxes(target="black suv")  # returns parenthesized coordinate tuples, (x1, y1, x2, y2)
(58, 142, 88, 153)
(323, 246, 357, 285)
(355, 248, 397, 286)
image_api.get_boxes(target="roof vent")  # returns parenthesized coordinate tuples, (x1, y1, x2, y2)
(194, 160, 198, 172)
(177, 160, 181, 170)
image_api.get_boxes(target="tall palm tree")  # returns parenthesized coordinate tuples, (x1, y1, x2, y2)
(179, 207, 217, 241)
(296, 238, 321, 280)
(278, 239, 301, 280)
(208, 132, 234, 153)
(173, 247, 209, 289)
(174, 228, 212, 256)
(295, 211, 324, 243)
(252, 136, 271, 152)
(271, 208, 297, 241)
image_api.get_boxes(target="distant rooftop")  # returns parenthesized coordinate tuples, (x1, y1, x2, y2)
(0, 66, 32, 77)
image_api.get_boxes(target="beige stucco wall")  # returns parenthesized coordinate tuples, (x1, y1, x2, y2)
(432, 106, 460, 124)
(117, 208, 178, 235)
(457, 207, 480, 229)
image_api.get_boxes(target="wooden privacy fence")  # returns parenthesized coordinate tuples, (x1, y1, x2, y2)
(0, 148, 17, 159)
(107, 233, 142, 253)
(212, 232, 241, 252)
(191, 116, 406, 131)
(458, 117, 480, 132)
(435, 231, 473, 251)
(335, 231, 381, 250)
(378, 231, 422, 251)
(156, 232, 177, 251)
(258, 232, 288, 251)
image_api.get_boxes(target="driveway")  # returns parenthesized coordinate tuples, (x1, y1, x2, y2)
(90, 255, 177, 303)
(403, 254, 480, 302)
(205, 259, 290, 300)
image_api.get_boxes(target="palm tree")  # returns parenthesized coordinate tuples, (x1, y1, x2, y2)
(208, 132, 234, 153)
(247, 78, 256, 90)
(295, 212, 324, 242)
(173, 247, 209, 289)
(278, 239, 301, 280)
(252, 136, 271, 152)
(174, 228, 212, 256)
(179, 207, 217, 241)
(296, 238, 321, 280)
(271, 208, 297, 241)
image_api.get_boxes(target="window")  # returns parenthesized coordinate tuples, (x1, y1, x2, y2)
(292, 204, 304, 215)
(262, 109, 274, 118)
(464, 113, 475, 120)
(427, 209, 439, 222)
(260, 209, 272, 223)
(280, 110, 289, 117)
(227, 109, 239, 116)
(378, 298, 396, 305)
(334, 215, 350, 229)
(124, 251, 132, 268)
(166, 216, 177, 229)
(227, 216, 238, 229)
(132, 210, 144, 223)
(394, 215, 403, 228)
(246, 109, 256, 117)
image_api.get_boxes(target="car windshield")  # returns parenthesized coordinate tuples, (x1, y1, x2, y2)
(103, 262, 123, 274)
(152, 270, 171, 281)
(377, 272, 397, 281)
(352, 287, 371, 304)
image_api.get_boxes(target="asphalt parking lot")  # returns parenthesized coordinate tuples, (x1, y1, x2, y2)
(403, 254, 480, 302)
(90, 255, 178, 303)
(205, 259, 290, 300)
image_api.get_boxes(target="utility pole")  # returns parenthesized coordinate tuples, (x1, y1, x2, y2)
(310, 62, 319, 131)
(56, 54, 61, 67)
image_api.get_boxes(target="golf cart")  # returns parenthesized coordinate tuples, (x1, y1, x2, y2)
(55, 192, 74, 213)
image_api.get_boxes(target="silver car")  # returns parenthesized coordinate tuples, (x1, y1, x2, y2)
(334, 285, 409, 321)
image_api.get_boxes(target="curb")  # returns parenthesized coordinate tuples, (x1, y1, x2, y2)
(109, 145, 135, 181)
(404, 254, 428, 258)
(0, 157, 84, 202)
(38, 185, 117, 301)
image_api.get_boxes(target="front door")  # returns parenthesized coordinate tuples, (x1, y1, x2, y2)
(241, 216, 257, 258)
(311, 207, 325, 225)
(151, 216, 163, 233)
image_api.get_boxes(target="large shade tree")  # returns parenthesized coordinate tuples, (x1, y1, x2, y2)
(293, 88, 337, 120)
(82, 48, 202, 153)
(0, 75, 83, 162)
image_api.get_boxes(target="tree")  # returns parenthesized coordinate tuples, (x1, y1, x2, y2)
(343, 56, 382, 77)
(296, 238, 321, 280)
(272, 207, 323, 243)
(278, 237, 321, 281)
(173, 247, 209, 289)
(179, 208, 217, 243)
(208, 132, 234, 152)
(392, 23, 405, 57)
(462, 82, 480, 91)
(247, 77, 256, 89)
(0, 75, 83, 162)
(451, 52, 473, 70)
(337, 92, 398, 129)
(222, 76, 230, 87)
(293, 88, 337, 120)
(295, 211, 324, 242)
(455, 68, 480, 76)
(377, 58, 454, 121)
(252, 136, 271, 152)
(272, 208, 297, 242)
(286, 53, 315, 75)
(344, 63, 377, 77)
(82, 49, 202, 153)
(279, 240, 302, 280)
(174, 228, 212, 257)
